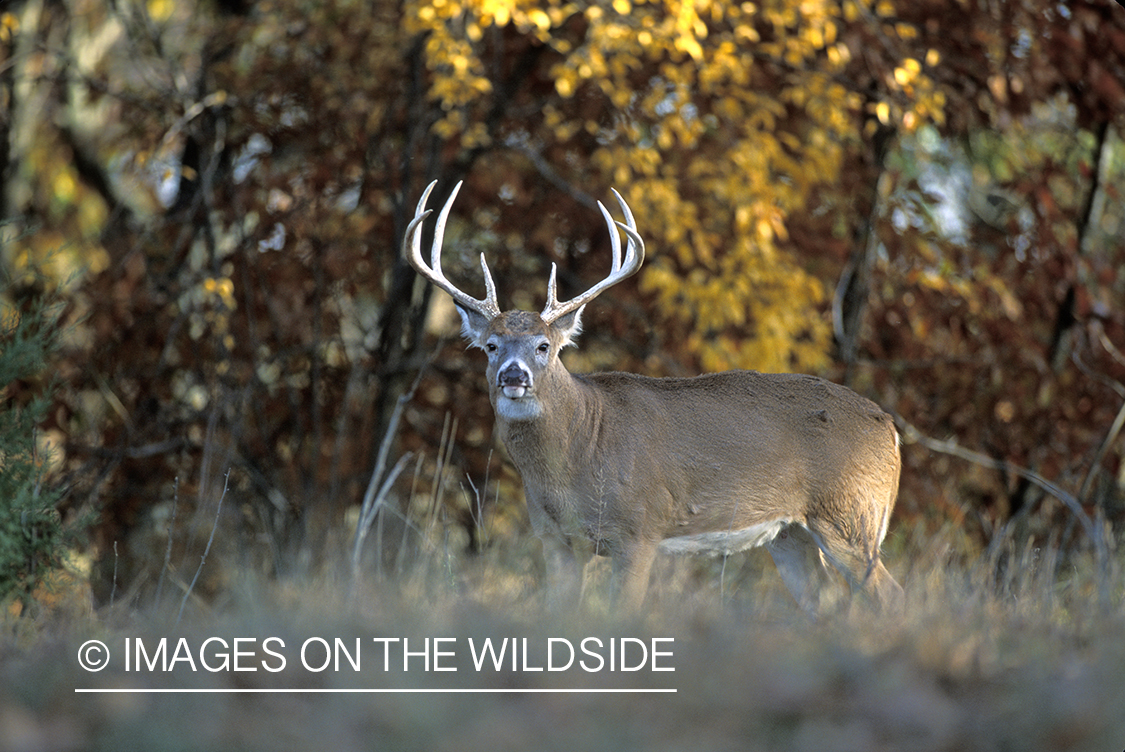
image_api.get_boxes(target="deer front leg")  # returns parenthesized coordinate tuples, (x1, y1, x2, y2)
(541, 535, 592, 611)
(610, 541, 658, 613)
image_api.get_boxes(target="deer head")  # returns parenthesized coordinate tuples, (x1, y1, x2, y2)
(405, 180, 644, 421)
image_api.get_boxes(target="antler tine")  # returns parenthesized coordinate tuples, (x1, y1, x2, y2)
(600, 199, 624, 275)
(541, 189, 645, 324)
(404, 180, 501, 320)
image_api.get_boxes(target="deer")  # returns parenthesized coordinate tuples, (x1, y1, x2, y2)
(404, 180, 905, 615)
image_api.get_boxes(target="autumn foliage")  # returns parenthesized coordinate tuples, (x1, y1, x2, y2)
(1, 0, 1123, 601)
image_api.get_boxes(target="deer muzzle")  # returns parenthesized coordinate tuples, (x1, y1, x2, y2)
(498, 363, 532, 399)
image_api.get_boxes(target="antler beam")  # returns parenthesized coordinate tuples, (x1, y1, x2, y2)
(405, 181, 644, 325)
(404, 180, 502, 321)
(541, 188, 645, 324)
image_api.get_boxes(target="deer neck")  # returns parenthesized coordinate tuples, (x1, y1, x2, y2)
(495, 368, 597, 479)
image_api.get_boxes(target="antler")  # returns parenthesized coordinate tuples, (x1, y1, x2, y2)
(404, 180, 502, 320)
(540, 188, 645, 324)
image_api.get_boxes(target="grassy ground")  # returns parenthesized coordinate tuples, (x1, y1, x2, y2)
(2, 523, 1123, 752)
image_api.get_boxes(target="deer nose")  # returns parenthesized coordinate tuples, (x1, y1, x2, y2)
(498, 363, 532, 398)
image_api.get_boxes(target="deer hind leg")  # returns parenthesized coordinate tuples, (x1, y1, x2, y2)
(767, 524, 836, 614)
(804, 517, 904, 615)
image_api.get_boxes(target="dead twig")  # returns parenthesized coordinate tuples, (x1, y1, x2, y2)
(177, 469, 229, 625)
(350, 361, 431, 584)
(893, 414, 1100, 549)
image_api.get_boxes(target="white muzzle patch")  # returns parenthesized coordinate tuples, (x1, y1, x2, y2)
(497, 359, 532, 400)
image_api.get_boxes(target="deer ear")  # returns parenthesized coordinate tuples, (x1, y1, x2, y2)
(456, 305, 492, 348)
(548, 305, 584, 349)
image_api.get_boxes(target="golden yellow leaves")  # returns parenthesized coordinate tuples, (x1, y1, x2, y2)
(699, 41, 751, 93)
(669, 0, 707, 60)
(412, 1, 574, 49)
(187, 275, 237, 370)
(748, 0, 844, 68)
(5, 133, 111, 291)
(870, 47, 946, 133)
(554, 75, 577, 99)
(892, 54, 943, 127)
(423, 32, 492, 107)
(201, 276, 236, 309)
(146, 0, 175, 23)
(0, 12, 18, 43)
(552, 1, 724, 108)
(411, 0, 583, 143)
(617, 103, 836, 373)
(406, 0, 947, 372)
(418, 21, 494, 140)
(894, 57, 921, 88)
(550, 1, 866, 372)
(849, 4, 945, 135)
(875, 101, 892, 125)
(642, 235, 831, 373)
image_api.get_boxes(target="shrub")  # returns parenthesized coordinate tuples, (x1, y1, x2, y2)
(0, 272, 70, 614)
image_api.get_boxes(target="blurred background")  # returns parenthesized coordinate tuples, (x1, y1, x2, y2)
(1, 0, 1123, 611)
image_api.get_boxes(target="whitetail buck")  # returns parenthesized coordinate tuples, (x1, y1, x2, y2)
(405, 180, 904, 614)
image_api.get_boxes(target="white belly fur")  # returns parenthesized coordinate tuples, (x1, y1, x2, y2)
(658, 518, 791, 556)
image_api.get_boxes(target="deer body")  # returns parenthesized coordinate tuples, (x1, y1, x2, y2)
(406, 181, 904, 613)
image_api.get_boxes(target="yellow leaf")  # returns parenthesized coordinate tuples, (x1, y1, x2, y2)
(489, 1, 510, 26)
(147, 0, 174, 22)
(875, 101, 890, 124)
(526, 8, 550, 32)
(895, 22, 918, 40)
(53, 171, 77, 202)
(675, 35, 704, 61)
(756, 218, 773, 243)
(555, 74, 575, 98)
(0, 12, 19, 43)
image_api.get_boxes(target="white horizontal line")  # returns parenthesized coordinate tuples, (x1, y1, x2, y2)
(75, 687, 677, 694)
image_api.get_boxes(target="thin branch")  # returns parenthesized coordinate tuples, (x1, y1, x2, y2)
(351, 452, 417, 580)
(350, 360, 431, 580)
(502, 142, 600, 210)
(896, 417, 1113, 612)
(1072, 337, 1125, 504)
(894, 414, 1098, 545)
(177, 469, 230, 625)
(109, 541, 118, 609)
(154, 476, 179, 610)
(1076, 121, 1111, 256)
(1079, 399, 1125, 505)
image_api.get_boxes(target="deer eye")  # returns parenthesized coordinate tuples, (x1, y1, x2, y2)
(536, 342, 550, 355)
(485, 342, 498, 353)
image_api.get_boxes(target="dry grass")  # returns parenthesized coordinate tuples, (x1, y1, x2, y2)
(2, 517, 1123, 752)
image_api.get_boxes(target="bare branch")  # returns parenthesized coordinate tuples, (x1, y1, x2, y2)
(177, 469, 229, 625)
(894, 414, 1098, 544)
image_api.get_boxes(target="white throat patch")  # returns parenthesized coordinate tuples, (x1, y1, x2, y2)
(496, 395, 542, 421)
